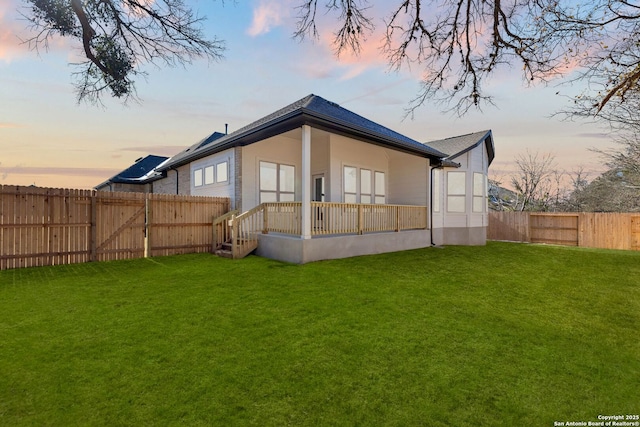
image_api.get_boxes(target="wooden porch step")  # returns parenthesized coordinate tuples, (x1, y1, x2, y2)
(214, 240, 257, 259)
(215, 248, 234, 258)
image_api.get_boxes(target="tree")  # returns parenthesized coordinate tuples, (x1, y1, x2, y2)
(510, 150, 559, 211)
(21, 0, 640, 112)
(567, 169, 640, 212)
(23, 0, 224, 103)
(294, 1, 640, 116)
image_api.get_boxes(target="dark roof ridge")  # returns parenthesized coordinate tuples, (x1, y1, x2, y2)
(160, 93, 449, 170)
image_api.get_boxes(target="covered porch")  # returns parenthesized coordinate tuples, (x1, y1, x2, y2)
(213, 201, 431, 263)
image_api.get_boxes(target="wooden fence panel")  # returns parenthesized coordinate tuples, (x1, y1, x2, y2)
(489, 211, 640, 251)
(486, 211, 530, 242)
(579, 213, 632, 250)
(0, 186, 93, 269)
(632, 216, 640, 251)
(149, 194, 229, 257)
(0, 185, 231, 270)
(530, 213, 578, 246)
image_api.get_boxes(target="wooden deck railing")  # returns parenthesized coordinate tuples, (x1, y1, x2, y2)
(311, 202, 428, 235)
(212, 210, 238, 252)
(214, 202, 429, 258)
(231, 205, 264, 258)
(263, 202, 302, 235)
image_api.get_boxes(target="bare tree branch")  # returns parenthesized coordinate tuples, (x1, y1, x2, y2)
(294, 0, 640, 118)
(22, 0, 225, 103)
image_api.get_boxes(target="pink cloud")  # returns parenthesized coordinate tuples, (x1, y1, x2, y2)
(247, 1, 290, 37)
(0, 0, 29, 62)
(0, 0, 76, 62)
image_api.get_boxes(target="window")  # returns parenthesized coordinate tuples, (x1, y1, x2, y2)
(204, 166, 215, 185)
(374, 171, 386, 204)
(260, 161, 295, 203)
(360, 169, 371, 204)
(433, 169, 441, 213)
(195, 159, 228, 187)
(216, 161, 228, 183)
(194, 168, 203, 187)
(343, 166, 386, 204)
(447, 171, 466, 212)
(473, 173, 485, 213)
(279, 164, 295, 201)
(344, 166, 357, 203)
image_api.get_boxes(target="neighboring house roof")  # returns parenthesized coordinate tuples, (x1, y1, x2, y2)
(167, 131, 226, 164)
(160, 94, 448, 171)
(96, 155, 169, 188)
(425, 130, 495, 166)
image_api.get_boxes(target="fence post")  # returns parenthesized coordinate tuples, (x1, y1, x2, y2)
(395, 206, 400, 232)
(144, 195, 150, 258)
(90, 192, 97, 262)
(358, 204, 363, 235)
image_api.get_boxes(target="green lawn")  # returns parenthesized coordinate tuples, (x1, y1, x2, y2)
(1, 242, 639, 426)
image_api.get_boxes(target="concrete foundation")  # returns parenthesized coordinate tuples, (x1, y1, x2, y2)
(432, 227, 486, 246)
(256, 230, 433, 264)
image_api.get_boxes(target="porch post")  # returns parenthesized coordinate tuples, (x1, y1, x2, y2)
(301, 125, 312, 239)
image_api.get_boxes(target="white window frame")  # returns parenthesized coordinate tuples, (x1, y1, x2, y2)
(343, 166, 386, 204)
(343, 166, 357, 204)
(360, 169, 372, 204)
(260, 161, 296, 203)
(473, 172, 485, 213)
(204, 165, 215, 185)
(447, 171, 466, 213)
(194, 168, 203, 187)
(216, 161, 228, 183)
(374, 171, 386, 204)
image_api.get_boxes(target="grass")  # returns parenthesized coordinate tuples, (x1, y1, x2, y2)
(1, 242, 639, 426)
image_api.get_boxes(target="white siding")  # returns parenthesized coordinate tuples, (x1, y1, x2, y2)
(190, 148, 235, 199)
(440, 141, 489, 228)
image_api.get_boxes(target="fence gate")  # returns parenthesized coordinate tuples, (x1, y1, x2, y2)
(94, 193, 147, 262)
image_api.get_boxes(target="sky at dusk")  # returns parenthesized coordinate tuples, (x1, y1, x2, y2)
(0, 0, 616, 190)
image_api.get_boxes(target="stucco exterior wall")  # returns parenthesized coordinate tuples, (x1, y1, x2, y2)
(328, 134, 389, 203)
(241, 133, 303, 211)
(388, 151, 429, 206)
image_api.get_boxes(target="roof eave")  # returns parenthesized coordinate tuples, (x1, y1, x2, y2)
(301, 109, 446, 160)
(160, 109, 447, 170)
(159, 110, 305, 171)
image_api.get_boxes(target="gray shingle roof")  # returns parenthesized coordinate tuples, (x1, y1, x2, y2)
(160, 94, 447, 170)
(425, 130, 494, 165)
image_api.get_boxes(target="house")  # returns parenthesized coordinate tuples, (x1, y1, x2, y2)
(147, 94, 495, 263)
(95, 154, 169, 193)
(426, 130, 495, 245)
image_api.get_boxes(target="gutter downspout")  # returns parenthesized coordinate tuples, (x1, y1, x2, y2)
(173, 168, 179, 194)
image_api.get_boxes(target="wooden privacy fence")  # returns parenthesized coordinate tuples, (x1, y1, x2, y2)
(0, 185, 230, 270)
(488, 211, 640, 251)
